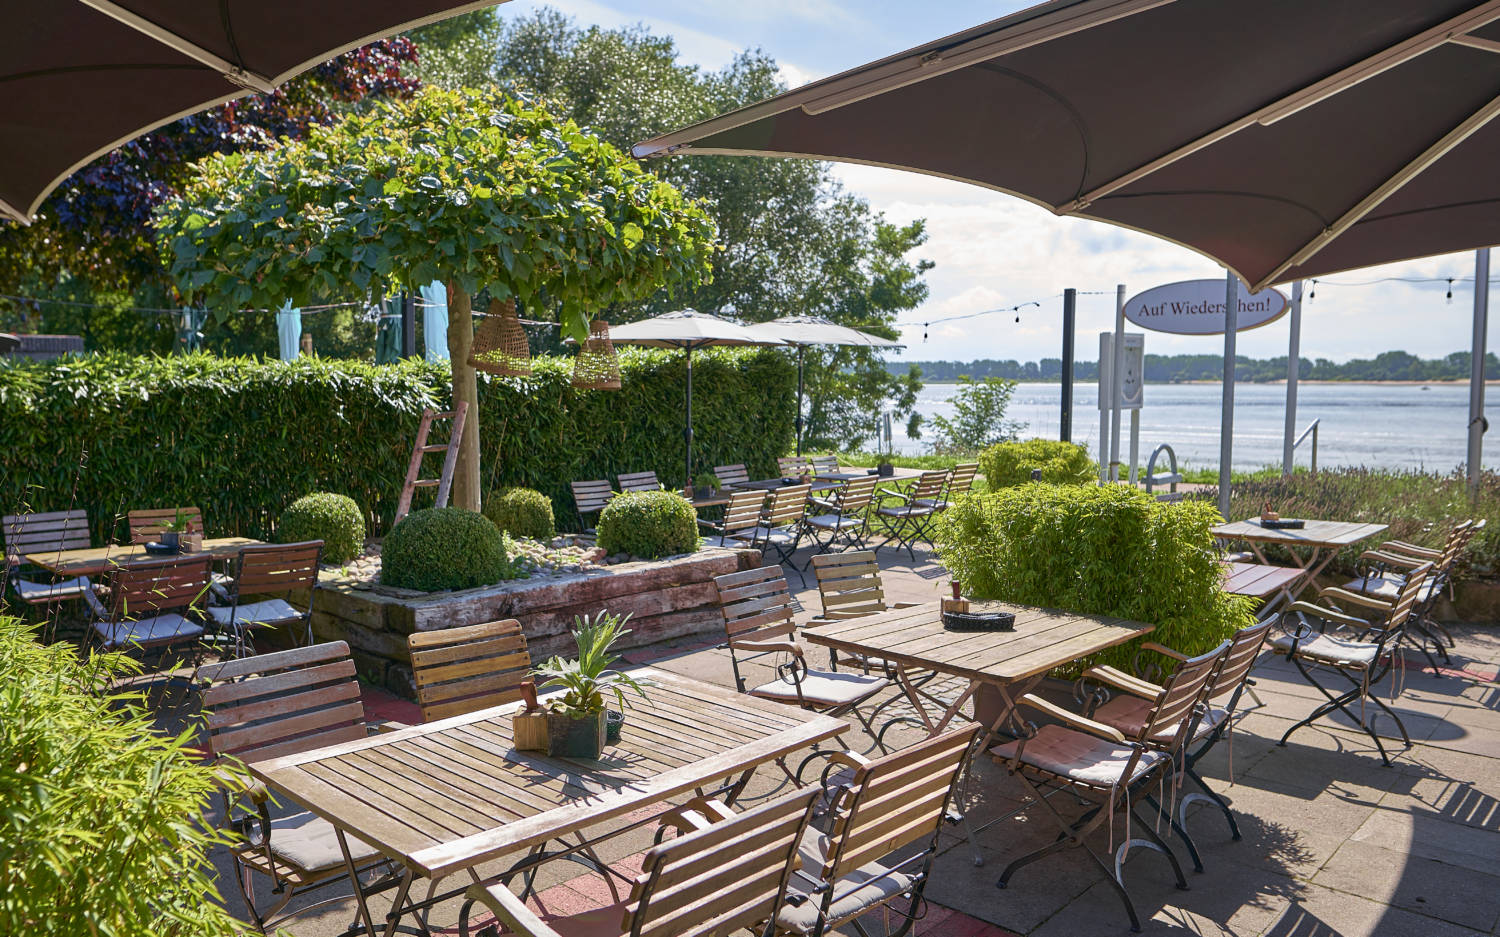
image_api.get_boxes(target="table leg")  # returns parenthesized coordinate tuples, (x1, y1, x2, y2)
(952, 675, 1046, 866)
(338, 829, 384, 937)
(381, 872, 416, 937)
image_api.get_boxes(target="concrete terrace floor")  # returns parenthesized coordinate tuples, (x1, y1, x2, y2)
(171, 542, 1500, 937)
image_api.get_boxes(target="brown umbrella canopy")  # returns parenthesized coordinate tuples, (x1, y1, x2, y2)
(634, 0, 1500, 290)
(0, 0, 504, 222)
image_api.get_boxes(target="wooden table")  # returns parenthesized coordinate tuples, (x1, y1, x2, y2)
(1212, 518, 1387, 600)
(248, 668, 847, 937)
(734, 465, 927, 493)
(1222, 560, 1303, 612)
(24, 536, 260, 577)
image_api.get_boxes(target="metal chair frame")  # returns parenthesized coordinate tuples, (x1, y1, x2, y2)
(801, 476, 878, 564)
(570, 480, 615, 534)
(873, 471, 949, 561)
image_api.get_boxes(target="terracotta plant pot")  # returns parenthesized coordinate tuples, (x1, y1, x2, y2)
(547, 711, 607, 759)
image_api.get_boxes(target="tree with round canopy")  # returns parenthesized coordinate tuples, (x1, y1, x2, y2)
(155, 86, 718, 511)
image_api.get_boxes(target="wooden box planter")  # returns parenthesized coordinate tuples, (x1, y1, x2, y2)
(311, 547, 760, 697)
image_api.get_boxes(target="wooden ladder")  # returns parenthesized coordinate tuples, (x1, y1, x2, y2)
(394, 401, 469, 525)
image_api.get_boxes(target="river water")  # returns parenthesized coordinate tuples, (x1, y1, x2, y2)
(893, 381, 1494, 472)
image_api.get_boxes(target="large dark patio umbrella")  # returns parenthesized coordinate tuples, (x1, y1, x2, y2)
(744, 316, 904, 455)
(634, 0, 1500, 506)
(0, 0, 506, 222)
(604, 311, 785, 488)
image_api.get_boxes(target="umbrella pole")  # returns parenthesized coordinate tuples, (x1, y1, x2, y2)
(1218, 272, 1239, 518)
(795, 346, 805, 456)
(685, 346, 694, 490)
(1469, 248, 1490, 502)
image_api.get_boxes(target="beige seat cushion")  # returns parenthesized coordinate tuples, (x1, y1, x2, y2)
(93, 613, 204, 650)
(778, 828, 916, 935)
(990, 724, 1165, 788)
(1340, 575, 1436, 604)
(750, 670, 888, 707)
(1093, 695, 1228, 744)
(207, 598, 302, 628)
(13, 575, 91, 603)
(805, 514, 860, 531)
(266, 809, 383, 875)
(1271, 631, 1379, 667)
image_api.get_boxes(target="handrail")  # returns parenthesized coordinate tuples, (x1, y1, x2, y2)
(1287, 419, 1320, 475)
(1144, 444, 1183, 501)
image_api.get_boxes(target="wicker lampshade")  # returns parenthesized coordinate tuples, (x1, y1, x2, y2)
(468, 298, 531, 376)
(571, 320, 622, 390)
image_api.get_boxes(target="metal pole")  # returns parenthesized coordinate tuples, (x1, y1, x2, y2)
(684, 347, 694, 489)
(401, 292, 416, 358)
(1281, 281, 1303, 475)
(1109, 284, 1126, 481)
(1469, 247, 1490, 500)
(1061, 288, 1076, 442)
(1218, 271, 1239, 518)
(795, 346, 806, 456)
(1128, 409, 1140, 484)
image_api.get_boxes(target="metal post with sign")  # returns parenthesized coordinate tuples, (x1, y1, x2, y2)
(1099, 331, 1144, 482)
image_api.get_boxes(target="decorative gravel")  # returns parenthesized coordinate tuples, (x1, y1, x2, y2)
(332, 536, 606, 589)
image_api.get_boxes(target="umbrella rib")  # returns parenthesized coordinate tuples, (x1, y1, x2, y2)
(1256, 89, 1500, 290)
(76, 0, 275, 92)
(1059, 0, 1500, 212)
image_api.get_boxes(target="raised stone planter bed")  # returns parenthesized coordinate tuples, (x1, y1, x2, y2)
(311, 546, 761, 697)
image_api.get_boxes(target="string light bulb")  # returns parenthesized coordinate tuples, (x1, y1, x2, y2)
(1446, 278, 1454, 303)
(1308, 280, 1316, 302)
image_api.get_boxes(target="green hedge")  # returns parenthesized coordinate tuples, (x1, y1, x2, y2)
(0, 348, 793, 541)
(936, 484, 1254, 674)
(0, 618, 241, 937)
(978, 438, 1095, 488)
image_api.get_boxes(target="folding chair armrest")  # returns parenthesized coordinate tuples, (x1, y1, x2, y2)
(1140, 641, 1187, 662)
(81, 583, 109, 620)
(657, 796, 739, 835)
(372, 721, 411, 734)
(1378, 539, 1440, 559)
(1016, 693, 1127, 743)
(1358, 549, 1423, 570)
(696, 518, 724, 532)
(729, 638, 805, 658)
(466, 882, 564, 937)
(821, 749, 874, 773)
(1316, 586, 1394, 613)
(891, 601, 921, 609)
(875, 486, 911, 503)
(1286, 601, 1368, 630)
(1082, 665, 1163, 700)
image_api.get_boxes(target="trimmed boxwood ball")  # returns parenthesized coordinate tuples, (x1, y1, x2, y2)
(381, 507, 517, 592)
(596, 490, 699, 560)
(278, 492, 365, 564)
(484, 487, 556, 541)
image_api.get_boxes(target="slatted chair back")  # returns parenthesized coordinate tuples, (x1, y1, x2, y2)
(127, 506, 203, 544)
(229, 541, 322, 599)
(777, 456, 809, 477)
(408, 620, 532, 722)
(946, 462, 980, 497)
(809, 455, 839, 475)
(713, 463, 750, 488)
(764, 484, 810, 529)
(834, 476, 879, 515)
(821, 724, 979, 883)
(1204, 619, 1275, 704)
(106, 555, 213, 620)
(714, 565, 798, 647)
(908, 471, 950, 503)
(720, 490, 767, 537)
(1385, 562, 1434, 629)
(1136, 642, 1228, 748)
(1437, 520, 1476, 572)
(3, 509, 90, 566)
(617, 471, 663, 493)
(811, 551, 888, 620)
(572, 480, 615, 517)
(198, 641, 367, 765)
(626, 788, 820, 937)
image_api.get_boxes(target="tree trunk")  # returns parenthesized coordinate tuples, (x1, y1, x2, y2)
(447, 288, 482, 512)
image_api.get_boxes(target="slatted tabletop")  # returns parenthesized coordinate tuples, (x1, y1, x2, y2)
(1222, 561, 1304, 599)
(248, 668, 847, 879)
(734, 465, 927, 492)
(1211, 518, 1387, 548)
(25, 536, 260, 576)
(801, 601, 1154, 684)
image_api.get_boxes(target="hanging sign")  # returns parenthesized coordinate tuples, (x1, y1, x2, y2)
(1124, 279, 1289, 335)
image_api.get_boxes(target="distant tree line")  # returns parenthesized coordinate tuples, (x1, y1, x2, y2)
(893, 350, 1500, 383)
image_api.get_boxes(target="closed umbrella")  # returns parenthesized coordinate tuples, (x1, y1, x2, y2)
(636, 0, 1500, 508)
(744, 316, 903, 455)
(0, 0, 507, 222)
(604, 310, 785, 488)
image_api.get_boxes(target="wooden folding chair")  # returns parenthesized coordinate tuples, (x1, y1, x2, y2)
(802, 476, 878, 563)
(916, 461, 978, 510)
(206, 540, 323, 657)
(873, 471, 948, 561)
(2, 509, 94, 608)
(408, 619, 532, 722)
(777, 456, 810, 478)
(85, 555, 212, 658)
(992, 643, 1228, 932)
(617, 471, 663, 493)
(713, 566, 889, 769)
(126, 506, 203, 543)
(714, 463, 751, 488)
(1341, 519, 1475, 668)
(196, 642, 392, 934)
(463, 786, 821, 937)
(570, 480, 614, 534)
(807, 455, 839, 476)
(699, 489, 767, 548)
(810, 550, 918, 676)
(741, 484, 811, 572)
(1271, 562, 1433, 765)
(1083, 618, 1275, 871)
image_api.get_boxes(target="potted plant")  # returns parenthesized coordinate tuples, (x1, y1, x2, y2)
(876, 459, 895, 477)
(693, 472, 720, 499)
(160, 509, 192, 553)
(532, 611, 649, 759)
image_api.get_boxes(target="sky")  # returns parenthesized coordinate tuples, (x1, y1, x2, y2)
(506, 0, 1499, 367)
